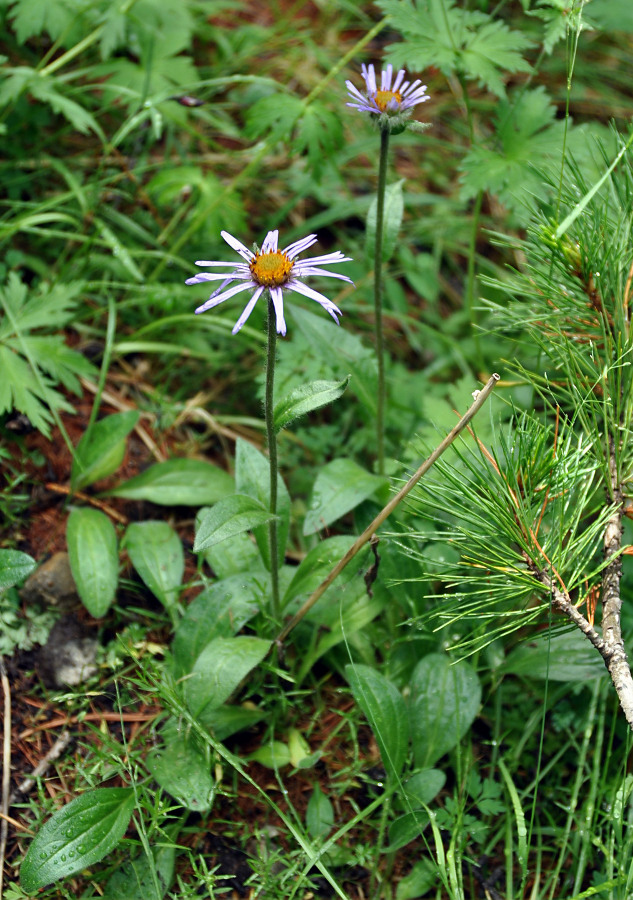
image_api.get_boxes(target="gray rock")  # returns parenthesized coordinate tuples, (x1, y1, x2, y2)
(20, 552, 80, 610)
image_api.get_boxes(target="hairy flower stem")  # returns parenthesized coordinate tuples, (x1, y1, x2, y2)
(265, 295, 281, 622)
(374, 125, 390, 475)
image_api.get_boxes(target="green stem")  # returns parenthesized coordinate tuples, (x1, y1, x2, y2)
(466, 190, 483, 368)
(374, 125, 390, 475)
(265, 295, 281, 622)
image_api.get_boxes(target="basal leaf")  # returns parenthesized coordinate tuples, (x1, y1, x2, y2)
(20, 788, 135, 891)
(125, 521, 184, 611)
(106, 458, 234, 506)
(346, 664, 409, 781)
(67, 508, 119, 618)
(71, 411, 139, 491)
(303, 459, 388, 535)
(184, 635, 271, 715)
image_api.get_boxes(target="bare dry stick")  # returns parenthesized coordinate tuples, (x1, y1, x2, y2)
(276, 373, 500, 645)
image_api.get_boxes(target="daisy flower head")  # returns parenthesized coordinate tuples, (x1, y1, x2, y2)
(346, 63, 429, 132)
(186, 230, 353, 337)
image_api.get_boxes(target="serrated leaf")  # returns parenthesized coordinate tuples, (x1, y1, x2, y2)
(346, 665, 409, 781)
(184, 635, 271, 714)
(303, 459, 388, 536)
(71, 411, 139, 491)
(244, 93, 303, 142)
(273, 376, 350, 431)
(0, 274, 94, 437)
(9, 0, 75, 43)
(30, 76, 102, 136)
(366, 180, 405, 263)
(377, 0, 531, 98)
(67, 508, 118, 618)
(106, 458, 234, 506)
(125, 521, 184, 610)
(460, 87, 565, 212)
(0, 549, 36, 590)
(194, 495, 276, 553)
(20, 788, 135, 891)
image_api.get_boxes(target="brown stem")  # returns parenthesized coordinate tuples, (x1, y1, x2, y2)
(275, 373, 500, 645)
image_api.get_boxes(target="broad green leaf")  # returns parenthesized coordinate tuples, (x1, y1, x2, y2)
(297, 567, 384, 682)
(366, 180, 405, 263)
(400, 769, 446, 808)
(71, 410, 139, 491)
(409, 654, 481, 768)
(387, 810, 431, 852)
(306, 784, 334, 840)
(67, 508, 118, 617)
(395, 859, 438, 900)
(197, 704, 268, 740)
(235, 439, 290, 570)
(194, 495, 276, 553)
(172, 575, 265, 677)
(102, 843, 176, 900)
(282, 535, 355, 610)
(345, 665, 409, 781)
(146, 721, 214, 812)
(201, 529, 265, 579)
(20, 788, 135, 891)
(303, 459, 388, 535)
(248, 741, 291, 768)
(184, 636, 271, 715)
(502, 629, 606, 682)
(0, 549, 36, 590)
(125, 521, 183, 611)
(106, 458, 234, 506)
(291, 306, 378, 415)
(273, 376, 350, 432)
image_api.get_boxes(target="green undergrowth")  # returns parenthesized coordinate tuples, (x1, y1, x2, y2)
(3, 0, 633, 898)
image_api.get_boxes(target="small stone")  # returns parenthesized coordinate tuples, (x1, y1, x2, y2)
(20, 552, 79, 610)
(38, 617, 98, 687)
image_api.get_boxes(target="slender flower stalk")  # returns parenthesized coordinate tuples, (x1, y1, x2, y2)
(346, 63, 430, 473)
(187, 229, 352, 622)
(264, 294, 280, 619)
(374, 126, 389, 475)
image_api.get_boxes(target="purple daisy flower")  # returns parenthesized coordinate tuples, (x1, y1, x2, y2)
(346, 63, 430, 115)
(186, 230, 353, 336)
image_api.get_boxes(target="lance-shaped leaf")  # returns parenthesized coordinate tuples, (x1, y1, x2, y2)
(105, 458, 233, 506)
(194, 494, 276, 553)
(273, 376, 350, 432)
(21, 788, 135, 891)
(366, 179, 405, 263)
(67, 507, 118, 617)
(71, 410, 139, 491)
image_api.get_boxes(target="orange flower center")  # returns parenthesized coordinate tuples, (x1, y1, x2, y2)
(250, 251, 294, 287)
(374, 89, 402, 112)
